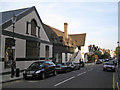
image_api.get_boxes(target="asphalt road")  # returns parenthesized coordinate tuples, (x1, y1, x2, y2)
(2, 63, 113, 88)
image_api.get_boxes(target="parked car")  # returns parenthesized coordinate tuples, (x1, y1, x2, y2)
(104, 59, 109, 62)
(79, 60, 84, 67)
(103, 62, 116, 72)
(96, 60, 102, 64)
(23, 61, 57, 80)
(55, 64, 68, 73)
(66, 61, 80, 70)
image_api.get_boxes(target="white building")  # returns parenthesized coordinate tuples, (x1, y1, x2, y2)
(0, 6, 53, 82)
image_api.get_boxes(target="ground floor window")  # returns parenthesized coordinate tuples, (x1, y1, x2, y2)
(65, 53, 67, 62)
(26, 40, 40, 58)
(45, 45, 49, 60)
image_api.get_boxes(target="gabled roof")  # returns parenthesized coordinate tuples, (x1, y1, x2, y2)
(48, 25, 76, 46)
(1, 7, 30, 25)
(1, 6, 44, 30)
(43, 24, 61, 44)
(47, 25, 86, 47)
(70, 33, 86, 46)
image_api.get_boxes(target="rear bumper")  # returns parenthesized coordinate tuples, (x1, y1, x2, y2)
(103, 67, 115, 71)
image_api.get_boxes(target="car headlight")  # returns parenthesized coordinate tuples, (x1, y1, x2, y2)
(35, 70, 41, 74)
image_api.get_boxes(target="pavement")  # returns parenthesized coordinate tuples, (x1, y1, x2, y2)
(2, 63, 114, 89)
(1, 73, 23, 83)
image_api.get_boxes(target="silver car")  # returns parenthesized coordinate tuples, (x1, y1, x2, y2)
(103, 62, 115, 72)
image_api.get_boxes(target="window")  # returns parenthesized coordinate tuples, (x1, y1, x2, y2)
(31, 19, 37, 36)
(26, 21, 29, 34)
(26, 40, 40, 58)
(45, 46, 49, 60)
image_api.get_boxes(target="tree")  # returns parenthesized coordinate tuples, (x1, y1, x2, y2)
(104, 51, 111, 59)
(115, 46, 120, 55)
(94, 50, 102, 59)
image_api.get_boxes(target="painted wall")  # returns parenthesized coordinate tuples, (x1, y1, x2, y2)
(40, 43, 53, 59)
(62, 53, 65, 63)
(6, 10, 50, 42)
(1, 10, 53, 72)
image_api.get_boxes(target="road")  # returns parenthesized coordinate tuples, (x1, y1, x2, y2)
(2, 63, 114, 89)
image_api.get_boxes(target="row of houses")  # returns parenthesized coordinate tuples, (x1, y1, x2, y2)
(0, 6, 86, 81)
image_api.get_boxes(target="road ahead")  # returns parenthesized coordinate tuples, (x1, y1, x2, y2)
(2, 63, 113, 88)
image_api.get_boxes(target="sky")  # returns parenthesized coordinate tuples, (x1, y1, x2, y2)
(0, 0, 119, 52)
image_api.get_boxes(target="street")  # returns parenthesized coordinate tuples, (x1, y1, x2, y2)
(2, 63, 113, 88)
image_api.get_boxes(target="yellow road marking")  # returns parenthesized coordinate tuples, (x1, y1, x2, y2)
(113, 72, 115, 90)
(117, 82, 120, 90)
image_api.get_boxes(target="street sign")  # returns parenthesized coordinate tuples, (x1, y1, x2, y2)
(12, 46, 15, 49)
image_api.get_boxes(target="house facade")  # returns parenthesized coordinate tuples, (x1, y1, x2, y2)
(44, 23, 86, 64)
(0, 6, 86, 82)
(0, 6, 53, 81)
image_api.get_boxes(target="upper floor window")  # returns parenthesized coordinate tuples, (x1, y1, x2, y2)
(31, 19, 37, 36)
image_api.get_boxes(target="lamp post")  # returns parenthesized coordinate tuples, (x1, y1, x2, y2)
(117, 41, 120, 65)
(11, 15, 16, 78)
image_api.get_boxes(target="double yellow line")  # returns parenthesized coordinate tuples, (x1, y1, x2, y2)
(113, 72, 120, 90)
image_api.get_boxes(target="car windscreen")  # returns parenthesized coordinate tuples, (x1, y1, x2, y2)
(66, 62, 72, 65)
(28, 62, 43, 69)
(104, 63, 114, 65)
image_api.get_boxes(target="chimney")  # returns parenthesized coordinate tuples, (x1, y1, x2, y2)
(64, 22, 68, 38)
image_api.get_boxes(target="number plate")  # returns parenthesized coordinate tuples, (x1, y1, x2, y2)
(27, 75, 32, 77)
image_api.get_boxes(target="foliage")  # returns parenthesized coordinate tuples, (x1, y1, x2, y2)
(103, 51, 111, 59)
(115, 46, 120, 55)
(94, 50, 102, 59)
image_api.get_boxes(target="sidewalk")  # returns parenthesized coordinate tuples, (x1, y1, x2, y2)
(1, 72, 23, 83)
(114, 64, 120, 89)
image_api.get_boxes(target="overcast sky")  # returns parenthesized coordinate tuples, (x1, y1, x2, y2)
(0, 0, 119, 52)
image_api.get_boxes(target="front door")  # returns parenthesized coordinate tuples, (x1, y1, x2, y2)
(5, 38, 16, 69)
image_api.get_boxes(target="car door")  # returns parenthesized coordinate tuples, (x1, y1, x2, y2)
(44, 61, 51, 75)
(48, 61, 54, 74)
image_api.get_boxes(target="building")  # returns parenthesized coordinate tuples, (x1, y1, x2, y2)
(0, 6, 86, 82)
(45, 23, 86, 63)
(0, 6, 53, 82)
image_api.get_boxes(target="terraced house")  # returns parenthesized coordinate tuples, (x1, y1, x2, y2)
(0, 6, 86, 82)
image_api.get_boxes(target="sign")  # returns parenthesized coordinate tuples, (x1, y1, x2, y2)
(12, 46, 15, 49)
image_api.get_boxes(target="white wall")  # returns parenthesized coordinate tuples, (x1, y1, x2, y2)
(15, 38, 26, 58)
(75, 50, 82, 63)
(62, 53, 65, 63)
(40, 43, 52, 59)
(5, 10, 50, 42)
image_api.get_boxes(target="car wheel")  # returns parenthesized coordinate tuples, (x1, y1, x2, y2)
(41, 72, 45, 79)
(53, 70, 57, 76)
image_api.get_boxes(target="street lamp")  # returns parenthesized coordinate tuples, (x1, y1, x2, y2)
(11, 14, 16, 78)
(12, 15, 16, 39)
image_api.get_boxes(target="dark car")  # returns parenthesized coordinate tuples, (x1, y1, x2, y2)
(55, 64, 68, 73)
(79, 60, 84, 67)
(96, 60, 102, 64)
(66, 61, 80, 70)
(23, 61, 57, 80)
(103, 62, 116, 72)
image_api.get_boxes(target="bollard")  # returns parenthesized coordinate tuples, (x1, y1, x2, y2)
(16, 68, 20, 77)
